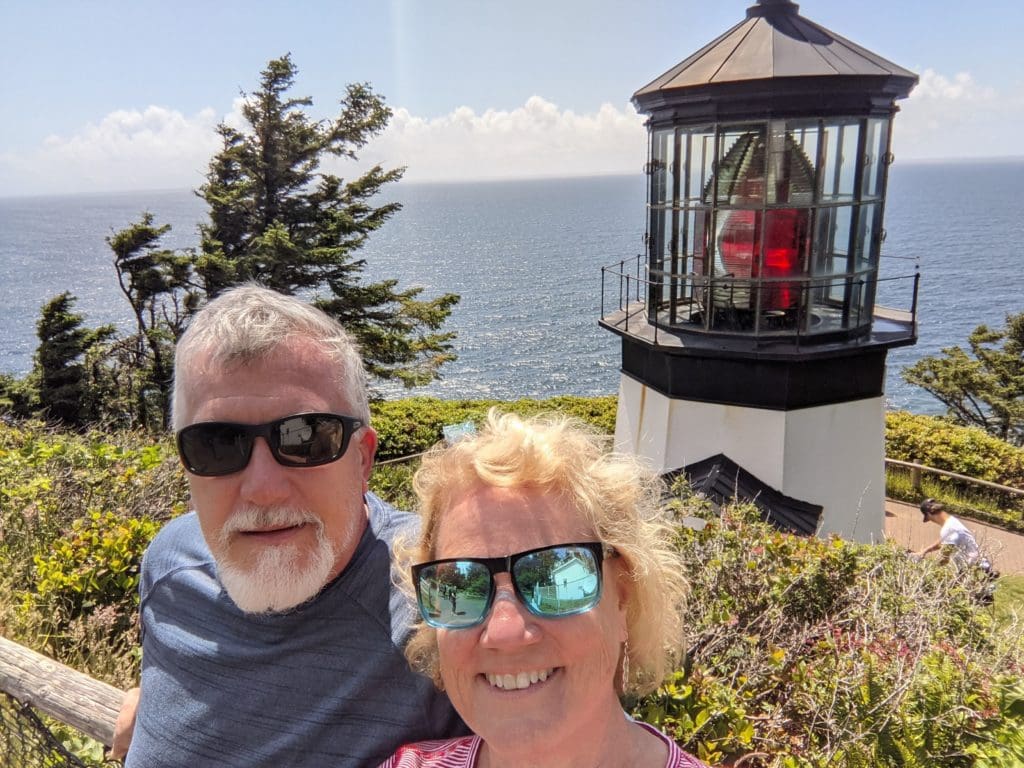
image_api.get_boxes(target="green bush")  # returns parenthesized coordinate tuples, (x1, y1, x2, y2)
(885, 411, 1024, 530)
(26, 510, 160, 639)
(0, 420, 185, 681)
(632, 501, 1024, 767)
(886, 411, 1024, 488)
(369, 460, 420, 513)
(371, 395, 617, 460)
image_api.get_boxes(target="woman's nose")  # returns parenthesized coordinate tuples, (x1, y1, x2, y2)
(479, 577, 540, 648)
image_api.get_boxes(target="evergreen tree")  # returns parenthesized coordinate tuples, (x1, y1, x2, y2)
(903, 312, 1024, 445)
(107, 212, 198, 429)
(0, 372, 38, 419)
(34, 293, 115, 427)
(195, 54, 458, 386)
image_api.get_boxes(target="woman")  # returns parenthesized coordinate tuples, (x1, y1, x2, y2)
(381, 411, 707, 768)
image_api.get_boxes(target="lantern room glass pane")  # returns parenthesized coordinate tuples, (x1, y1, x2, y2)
(851, 277, 871, 327)
(861, 118, 889, 200)
(812, 205, 852, 277)
(650, 128, 675, 205)
(648, 206, 670, 273)
(766, 121, 818, 206)
(810, 204, 852, 311)
(855, 203, 882, 270)
(820, 120, 861, 202)
(678, 208, 707, 276)
(716, 125, 767, 205)
(684, 128, 716, 204)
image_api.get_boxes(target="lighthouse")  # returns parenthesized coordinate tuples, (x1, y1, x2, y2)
(600, 0, 919, 542)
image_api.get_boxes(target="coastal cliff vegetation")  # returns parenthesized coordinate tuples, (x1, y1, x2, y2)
(1, 398, 1022, 767)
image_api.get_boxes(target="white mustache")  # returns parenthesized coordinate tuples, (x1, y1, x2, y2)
(222, 506, 321, 537)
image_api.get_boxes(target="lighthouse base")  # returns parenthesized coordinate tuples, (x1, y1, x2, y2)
(614, 374, 886, 543)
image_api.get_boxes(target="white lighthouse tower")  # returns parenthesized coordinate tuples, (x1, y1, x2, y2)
(600, 0, 919, 542)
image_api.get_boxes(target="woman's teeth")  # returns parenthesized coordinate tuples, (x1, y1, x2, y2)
(485, 669, 553, 690)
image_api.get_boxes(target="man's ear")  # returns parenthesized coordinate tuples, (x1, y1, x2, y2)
(357, 426, 378, 491)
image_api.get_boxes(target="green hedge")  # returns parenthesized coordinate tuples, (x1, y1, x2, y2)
(371, 395, 617, 460)
(634, 496, 1024, 767)
(886, 411, 1024, 488)
(885, 411, 1024, 531)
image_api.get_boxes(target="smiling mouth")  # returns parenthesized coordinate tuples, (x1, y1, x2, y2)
(485, 668, 556, 690)
(239, 523, 308, 539)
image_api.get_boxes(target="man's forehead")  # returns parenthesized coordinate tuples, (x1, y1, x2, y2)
(180, 343, 350, 419)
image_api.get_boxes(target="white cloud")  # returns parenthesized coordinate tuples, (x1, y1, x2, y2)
(339, 96, 647, 183)
(0, 97, 647, 196)
(0, 106, 222, 196)
(894, 68, 1024, 161)
(3, 74, 1021, 197)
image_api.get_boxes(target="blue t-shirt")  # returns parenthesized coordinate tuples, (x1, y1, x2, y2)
(127, 493, 463, 767)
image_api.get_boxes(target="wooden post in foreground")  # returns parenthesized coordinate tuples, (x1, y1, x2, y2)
(0, 635, 125, 746)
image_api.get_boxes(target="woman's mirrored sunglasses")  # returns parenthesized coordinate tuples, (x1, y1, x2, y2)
(176, 413, 363, 477)
(411, 542, 616, 629)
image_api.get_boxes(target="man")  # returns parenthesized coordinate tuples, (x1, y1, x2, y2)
(917, 498, 992, 571)
(119, 284, 462, 766)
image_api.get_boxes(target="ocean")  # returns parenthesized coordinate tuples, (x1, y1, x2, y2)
(1, 161, 1021, 414)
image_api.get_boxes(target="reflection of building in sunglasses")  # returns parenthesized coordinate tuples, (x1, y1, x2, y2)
(412, 542, 615, 629)
(176, 412, 363, 476)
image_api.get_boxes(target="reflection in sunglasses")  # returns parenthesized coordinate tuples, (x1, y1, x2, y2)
(413, 543, 611, 629)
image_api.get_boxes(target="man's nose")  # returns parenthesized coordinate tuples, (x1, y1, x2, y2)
(237, 437, 291, 505)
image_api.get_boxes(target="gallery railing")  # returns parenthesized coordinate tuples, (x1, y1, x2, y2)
(600, 253, 919, 348)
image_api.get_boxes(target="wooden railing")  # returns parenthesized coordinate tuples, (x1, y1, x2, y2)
(884, 458, 1024, 498)
(0, 635, 123, 746)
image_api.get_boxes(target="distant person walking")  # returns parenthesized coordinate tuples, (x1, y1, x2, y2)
(917, 498, 992, 572)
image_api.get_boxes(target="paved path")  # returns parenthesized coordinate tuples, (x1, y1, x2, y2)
(884, 499, 1024, 575)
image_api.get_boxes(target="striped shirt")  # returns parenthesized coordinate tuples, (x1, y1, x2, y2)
(378, 721, 710, 767)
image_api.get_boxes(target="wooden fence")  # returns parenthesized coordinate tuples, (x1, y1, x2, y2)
(0, 635, 122, 747)
(884, 458, 1024, 498)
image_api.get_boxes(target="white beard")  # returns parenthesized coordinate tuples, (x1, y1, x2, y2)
(213, 506, 339, 614)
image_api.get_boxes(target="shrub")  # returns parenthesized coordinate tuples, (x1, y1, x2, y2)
(885, 411, 1024, 530)
(0, 420, 185, 680)
(632, 500, 1024, 767)
(26, 510, 160, 646)
(886, 411, 1024, 488)
(368, 460, 420, 513)
(371, 395, 617, 461)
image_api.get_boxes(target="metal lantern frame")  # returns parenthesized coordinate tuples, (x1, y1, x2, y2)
(645, 114, 895, 342)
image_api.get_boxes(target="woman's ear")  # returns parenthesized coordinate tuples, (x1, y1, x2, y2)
(611, 559, 632, 641)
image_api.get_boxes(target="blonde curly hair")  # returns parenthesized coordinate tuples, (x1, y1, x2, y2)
(400, 409, 687, 696)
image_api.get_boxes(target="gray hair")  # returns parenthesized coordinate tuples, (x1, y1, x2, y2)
(171, 284, 369, 430)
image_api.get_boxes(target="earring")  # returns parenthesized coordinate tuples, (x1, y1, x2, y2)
(621, 638, 630, 692)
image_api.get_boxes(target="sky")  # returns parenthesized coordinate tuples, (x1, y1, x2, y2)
(1, 0, 1022, 197)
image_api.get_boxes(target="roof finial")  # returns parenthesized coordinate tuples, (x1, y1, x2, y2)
(747, 0, 800, 18)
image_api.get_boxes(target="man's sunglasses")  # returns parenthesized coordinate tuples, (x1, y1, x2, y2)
(176, 413, 363, 477)
(411, 542, 615, 629)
